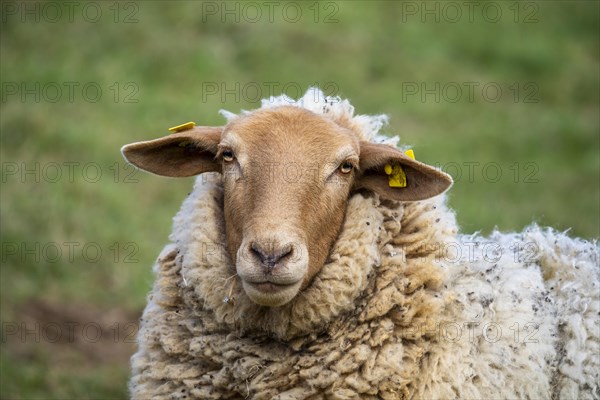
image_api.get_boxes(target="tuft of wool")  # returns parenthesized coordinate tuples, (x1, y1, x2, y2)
(130, 89, 600, 399)
(415, 228, 599, 399)
(219, 87, 398, 147)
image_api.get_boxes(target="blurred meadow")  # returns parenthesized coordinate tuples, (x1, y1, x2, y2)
(1, 1, 598, 398)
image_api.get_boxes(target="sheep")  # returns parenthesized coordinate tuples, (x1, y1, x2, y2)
(122, 88, 599, 399)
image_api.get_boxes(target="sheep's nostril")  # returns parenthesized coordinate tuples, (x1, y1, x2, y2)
(250, 242, 268, 264)
(278, 244, 293, 261)
(249, 242, 294, 272)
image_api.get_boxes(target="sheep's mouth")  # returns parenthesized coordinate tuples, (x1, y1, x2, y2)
(241, 279, 303, 306)
(240, 271, 303, 286)
(248, 281, 297, 293)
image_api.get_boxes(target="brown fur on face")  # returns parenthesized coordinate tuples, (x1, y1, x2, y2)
(121, 106, 452, 306)
(220, 107, 360, 305)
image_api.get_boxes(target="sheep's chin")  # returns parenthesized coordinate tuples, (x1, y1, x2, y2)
(242, 280, 303, 307)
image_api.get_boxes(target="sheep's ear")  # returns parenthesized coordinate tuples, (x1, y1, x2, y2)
(354, 141, 452, 201)
(121, 126, 222, 177)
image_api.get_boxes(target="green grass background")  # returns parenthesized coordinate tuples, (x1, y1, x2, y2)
(1, 1, 598, 398)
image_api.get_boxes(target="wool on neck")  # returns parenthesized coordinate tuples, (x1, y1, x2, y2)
(162, 173, 457, 341)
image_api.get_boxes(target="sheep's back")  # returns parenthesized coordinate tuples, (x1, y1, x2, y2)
(415, 227, 599, 399)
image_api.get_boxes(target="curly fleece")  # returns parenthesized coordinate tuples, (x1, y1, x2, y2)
(130, 90, 599, 399)
(131, 176, 599, 399)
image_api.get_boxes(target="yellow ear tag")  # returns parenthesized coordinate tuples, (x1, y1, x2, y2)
(385, 163, 407, 188)
(384, 150, 416, 188)
(168, 121, 196, 133)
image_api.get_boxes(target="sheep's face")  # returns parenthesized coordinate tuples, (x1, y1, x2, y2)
(122, 106, 452, 307)
(219, 108, 359, 306)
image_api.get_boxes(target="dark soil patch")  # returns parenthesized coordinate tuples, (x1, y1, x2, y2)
(4, 298, 142, 365)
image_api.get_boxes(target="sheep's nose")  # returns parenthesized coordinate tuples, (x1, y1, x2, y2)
(249, 242, 293, 273)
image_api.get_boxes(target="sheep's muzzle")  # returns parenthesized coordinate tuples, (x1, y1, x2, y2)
(236, 231, 309, 307)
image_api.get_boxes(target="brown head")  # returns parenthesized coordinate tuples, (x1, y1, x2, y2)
(122, 106, 452, 307)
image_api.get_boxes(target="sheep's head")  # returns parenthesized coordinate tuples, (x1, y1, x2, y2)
(122, 106, 452, 307)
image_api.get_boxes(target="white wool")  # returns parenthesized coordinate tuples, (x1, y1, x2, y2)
(418, 226, 600, 399)
(219, 87, 398, 146)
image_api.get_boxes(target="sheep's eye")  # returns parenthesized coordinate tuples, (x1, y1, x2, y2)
(222, 150, 235, 162)
(339, 161, 354, 174)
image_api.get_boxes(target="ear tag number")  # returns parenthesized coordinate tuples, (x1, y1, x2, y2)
(168, 121, 196, 133)
(384, 149, 416, 188)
